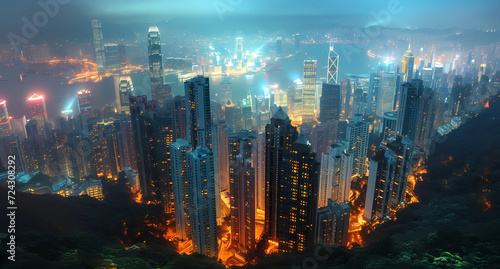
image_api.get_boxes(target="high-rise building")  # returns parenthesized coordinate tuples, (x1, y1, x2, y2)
(219, 80, 232, 105)
(376, 72, 399, 117)
(187, 147, 219, 257)
(185, 76, 213, 149)
(315, 199, 350, 247)
(288, 79, 303, 126)
(10, 116, 27, 139)
(302, 60, 317, 124)
(294, 33, 301, 53)
(402, 48, 414, 82)
(416, 88, 437, 155)
(91, 19, 105, 71)
(264, 108, 299, 240)
(327, 43, 339, 85)
(89, 120, 123, 180)
(129, 96, 176, 207)
(366, 73, 380, 115)
(115, 76, 134, 115)
(364, 137, 413, 221)
(320, 83, 341, 123)
(170, 139, 192, 241)
(77, 89, 92, 117)
(328, 141, 353, 204)
(382, 111, 398, 141)
(235, 37, 244, 61)
(346, 114, 369, 177)
(277, 135, 319, 252)
(396, 79, 424, 142)
(340, 79, 352, 121)
(27, 94, 48, 137)
(276, 36, 282, 59)
(0, 100, 11, 136)
(450, 75, 469, 116)
(148, 26, 165, 102)
(227, 131, 256, 249)
(104, 43, 122, 70)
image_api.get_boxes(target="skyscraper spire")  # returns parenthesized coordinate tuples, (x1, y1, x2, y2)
(327, 40, 339, 85)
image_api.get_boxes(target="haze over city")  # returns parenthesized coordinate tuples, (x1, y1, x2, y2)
(0, 1, 499, 268)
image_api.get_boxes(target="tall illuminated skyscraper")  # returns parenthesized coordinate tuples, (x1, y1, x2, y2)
(27, 94, 48, 137)
(340, 79, 351, 121)
(396, 79, 424, 142)
(346, 114, 369, 177)
(148, 26, 165, 102)
(115, 76, 134, 114)
(327, 43, 339, 84)
(91, 19, 105, 71)
(187, 147, 219, 257)
(315, 199, 350, 247)
(265, 108, 298, 240)
(277, 135, 319, 252)
(170, 139, 192, 241)
(185, 76, 212, 149)
(235, 37, 244, 61)
(0, 100, 11, 136)
(376, 72, 399, 117)
(319, 83, 341, 123)
(219, 80, 232, 105)
(402, 47, 414, 83)
(328, 141, 353, 204)
(77, 89, 92, 116)
(382, 111, 398, 141)
(364, 137, 413, 221)
(276, 36, 282, 59)
(302, 60, 317, 124)
(294, 33, 301, 53)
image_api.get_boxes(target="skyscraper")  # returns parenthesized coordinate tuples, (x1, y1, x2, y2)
(366, 73, 380, 115)
(148, 26, 165, 103)
(219, 80, 232, 105)
(277, 135, 319, 252)
(327, 43, 339, 84)
(0, 100, 11, 136)
(340, 79, 352, 121)
(319, 83, 341, 123)
(227, 131, 256, 249)
(129, 96, 176, 206)
(276, 36, 282, 59)
(382, 111, 398, 141)
(265, 108, 299, 240)
(27, 94, 48, 137)
(185, 76, 213, 149)
(115, 76, 134, 115)
(396, 79, 424, 142)
(364, 137, 413, 221)
(416, 88, 437, 155)
(294, 33, 301, 53)
(302, 60, 318, 124)
(328, 141, 353, 204)
(376, 72, 399, 117)
(315, 199, 350, 247)
(77, 89, 92, 117)
(170, 139, 192, 241)
(235, 37, 244, 61)
(346, 114, 369, 177)
(187, 147, 219, 257)
(402, 47, 414, 82)
(91, 19, 105, 71)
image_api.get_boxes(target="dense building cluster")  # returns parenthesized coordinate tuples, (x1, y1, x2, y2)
(1, 19, 499, 265)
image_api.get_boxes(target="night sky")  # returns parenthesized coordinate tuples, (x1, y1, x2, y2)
(1, 0, 499, 43)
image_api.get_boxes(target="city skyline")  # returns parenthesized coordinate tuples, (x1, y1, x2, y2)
(0, 1, 499, 268)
